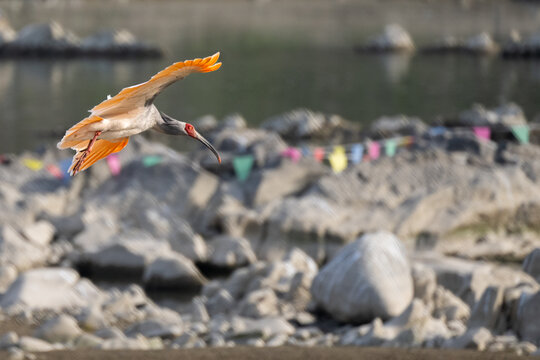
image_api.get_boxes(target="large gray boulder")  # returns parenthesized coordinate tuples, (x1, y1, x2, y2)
(311, 231, 413, 323)
(0, 16, 15, 45)
(523, 248, 540, 283)
(0, 268, 102, 311)
(0, 225, 49, 271)
(35, 314, 82, 344)
(517, 291, 540, 345)
(363, 24, 415, 52)
(81, 29, 161, 56)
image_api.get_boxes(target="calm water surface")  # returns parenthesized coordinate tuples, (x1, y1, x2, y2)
(2, 0, 540, 153)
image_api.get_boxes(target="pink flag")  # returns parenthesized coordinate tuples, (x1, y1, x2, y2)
(473, 127, 490, 141)
(368, 142, 380, 160)
(46, 164, 64, 179)
(106, 154, 121, 176)
(313, 147, 325, 162)
(281, 147, 301, 163)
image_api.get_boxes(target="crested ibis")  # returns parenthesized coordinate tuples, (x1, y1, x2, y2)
(57, 52, 222, 175)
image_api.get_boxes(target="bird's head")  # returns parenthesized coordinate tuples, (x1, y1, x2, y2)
(156, 113, 221, 163)
(183, 122, 221, 163)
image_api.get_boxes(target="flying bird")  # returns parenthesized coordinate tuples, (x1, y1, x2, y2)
(57, 52, 222, 175)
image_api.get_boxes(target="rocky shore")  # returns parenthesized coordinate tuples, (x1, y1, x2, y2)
(0, 105, 540, 358)
(0, 18, 161, 58)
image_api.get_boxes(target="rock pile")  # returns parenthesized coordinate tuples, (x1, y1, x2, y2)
(0, 20, 161, 58)
(0, 105, 539, 355)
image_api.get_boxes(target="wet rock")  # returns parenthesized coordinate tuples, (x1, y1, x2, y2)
(0, 268, 102, 311)
(463, 33, 498, 54)
(311, 232, 413, 323)
(361, 24, 415, 52)
(35, 314, 82, 344)
(81, 29, 161, 57)
(239, 288, 279, 319)
(523, 248, 540, 283)
(7, 22, 79, 55)
(207, 235, 256, 269)
(18, 336, 56, 352)
(0, 16, 15, 45)
(143, 252, 206, 290)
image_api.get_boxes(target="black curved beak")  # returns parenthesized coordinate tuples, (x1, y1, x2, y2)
(194, 131, 221, 164)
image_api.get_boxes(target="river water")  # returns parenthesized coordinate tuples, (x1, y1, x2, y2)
(2, 0, 540, 153)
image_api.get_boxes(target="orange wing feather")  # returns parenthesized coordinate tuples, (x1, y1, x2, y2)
(91, 52, 222, 117)
(69, 138, 129, 176)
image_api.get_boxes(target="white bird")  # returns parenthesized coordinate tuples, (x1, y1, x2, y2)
(57, 52, 222, 175)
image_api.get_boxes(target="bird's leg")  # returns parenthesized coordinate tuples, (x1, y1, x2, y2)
(72, 131, 102, 174)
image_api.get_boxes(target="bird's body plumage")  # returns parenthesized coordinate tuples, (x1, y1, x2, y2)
(58, 52, 222, 175)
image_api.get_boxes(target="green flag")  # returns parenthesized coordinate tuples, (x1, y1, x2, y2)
(511, 125, 529, 144)
(142, 155, 163, 167)
(385, 139, 398, 157)
(233, 155, 254, 182)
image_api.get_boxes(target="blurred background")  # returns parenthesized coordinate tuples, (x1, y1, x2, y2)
(2, 0, 540, 152)
(2, 0, 540, 358)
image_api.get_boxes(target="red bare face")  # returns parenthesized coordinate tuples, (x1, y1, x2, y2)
(184, 123, 196, 138)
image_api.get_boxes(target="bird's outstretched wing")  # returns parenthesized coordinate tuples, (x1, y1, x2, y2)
(90, 52, 222, 117)
(68, 137, 129, 175)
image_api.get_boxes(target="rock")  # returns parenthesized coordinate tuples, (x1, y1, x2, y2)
(463, 32, 498, 54)
(143, 252, 206, 290)
(8, 22, 79, 54)
(0, 332, 19, 350)
(411, 263, 437, 304)
(81, 29, 161, 57)
(245, 159, 326, 207)
(191, 297, 210, 323)
(517, 290, 540, 344)
(94, 327, 126, 340)
(523, 248, 540, 283)
(239, 288, 279, 319)
(229, 316, 295, 341)
(18, 336, 55, 352)
(22, 221, 55, 247)
(77, 305, 109, 331)
(0, 265, 17, 292)
(35, 314, 82, 344)
(369, 115, 427, 138)
(363, 24, 414, 52)
(7, 347, 24, 360)
(205, 289, 235, 317)
(218, 113, 247, 131)
(261, 108, 352, 140)
(171, 332, 200, 348)
(99, 335, 151, 350)
(311, 231, 413, 323)
(124, 319, 183, 339)
(443, 327, 493, 350)
(0, 268, 102, 311)
(432, 285, 470, 323)
(73, 333, 103, 349)
(80, 230, 170, 275)
(193, 115, 218, 133)
(0, 225, 49, 271)
(207, 235, 256, 269)
(467, 286, 503, 330)
(0, 15, 15, 45)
